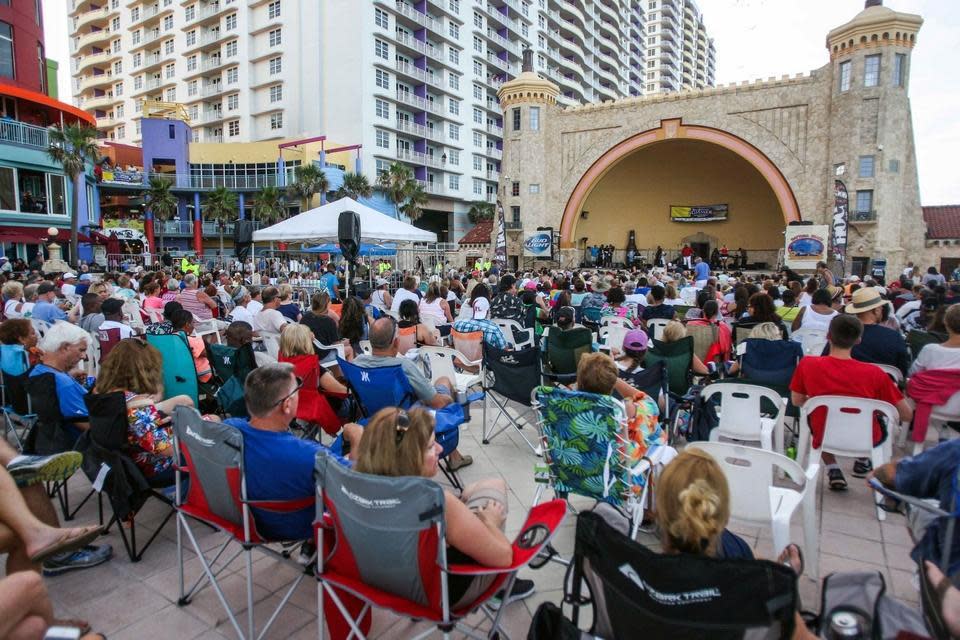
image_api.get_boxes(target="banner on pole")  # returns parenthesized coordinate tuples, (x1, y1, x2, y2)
(832, 180, 848, 263)
(784, 224, 829, 270)
(523, 228, 553, 259)
(495, 200, 507, 263)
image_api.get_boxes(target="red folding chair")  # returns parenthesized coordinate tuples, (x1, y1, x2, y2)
(279, 353, 348, 438)
(172, 406, 313, 640)
(313, 450, 567, 639)
(96, 327, 122, 362)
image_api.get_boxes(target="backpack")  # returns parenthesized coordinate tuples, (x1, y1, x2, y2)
(674, 385, 718, 442)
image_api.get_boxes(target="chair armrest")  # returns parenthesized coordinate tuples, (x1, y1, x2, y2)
(803, 462, 820, 483)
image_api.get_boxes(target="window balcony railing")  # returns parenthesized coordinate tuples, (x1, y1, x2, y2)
(851, 210, 877, 222)
(146, 171, 292, 190)
(0, 120, 50, 151)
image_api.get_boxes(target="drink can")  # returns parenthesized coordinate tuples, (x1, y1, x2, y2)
(786, 446, 797, 460)
(827, 611, 866, 639)
(85, 376, 96, 390)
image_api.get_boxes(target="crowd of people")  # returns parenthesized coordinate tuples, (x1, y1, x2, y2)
(0, 250, 958, 639)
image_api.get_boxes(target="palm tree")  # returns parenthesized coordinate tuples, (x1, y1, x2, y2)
(142, 177, 178, 253)
(251, 185, 286, 225)
(376, 161, 415, 219)
(203, 186, 238, 257)
(47, 123, 100, 264)
(287, 163, 328, 211)
(467, 200, 495, 224)
(400, 183, 429, 222)
(332, 171, 373, 202)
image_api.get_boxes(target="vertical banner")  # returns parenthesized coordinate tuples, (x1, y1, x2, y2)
(832, 180, 848, 265)
(494, 200, 507, 264)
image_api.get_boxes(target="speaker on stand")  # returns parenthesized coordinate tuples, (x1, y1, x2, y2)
(338, 210, 361, 298)
(233, 219, 253, 262)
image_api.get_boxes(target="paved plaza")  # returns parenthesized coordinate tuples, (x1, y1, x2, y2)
(12, 406, 930, 639)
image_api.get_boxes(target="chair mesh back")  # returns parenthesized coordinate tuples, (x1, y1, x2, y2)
(574, 511, 797, 640)
(545, 327, 593, 376)
(208, 343, 240, 382)
(315, 450, 445, 609)
(25, 373, 75, 455)
(172, 406, 243, 526)
(338, 359, 417, 416)
(618, 361, 667, 406)
(482, 344, 540, 405)
(84, 391, 129, 450)
(0, 344, 28, 377)
(97, 328, 122, 361)
(146, 333, 199, 405)
(534, 386, 629, 506)
(647, 337, 694, 397)
(685, 324, 718, 363)
(741, 339, 802, 388)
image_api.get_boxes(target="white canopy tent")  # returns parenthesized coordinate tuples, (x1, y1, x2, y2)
(251, 197, 437, 244)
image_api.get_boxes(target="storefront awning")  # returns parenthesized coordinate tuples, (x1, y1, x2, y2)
(0, 226, 90, 244)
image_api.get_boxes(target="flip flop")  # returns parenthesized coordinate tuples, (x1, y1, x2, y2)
(52, 619, 92, 635)
(29, 525, 105, 565)
(778, 543, 805, 576)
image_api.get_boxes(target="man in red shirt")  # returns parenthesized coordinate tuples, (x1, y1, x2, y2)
(790, 314, 912, 491)
(681, 244, 694, 270)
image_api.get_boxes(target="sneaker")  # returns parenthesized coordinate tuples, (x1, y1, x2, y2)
(8, 452, 82, 487)
(852, 458, 873, 478)
(42, 544, 113, 577)
(298, 541, 317, 566)
(486, 578, 535, 611)
(827, 468, 848, 491)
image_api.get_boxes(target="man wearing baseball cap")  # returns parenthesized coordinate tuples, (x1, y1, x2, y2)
(845, 287, 910, 377)
(60, 272, 78, 298)
(32, 283, 79, 324)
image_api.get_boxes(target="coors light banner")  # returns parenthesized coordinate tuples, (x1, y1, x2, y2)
(832, 179, 849, 263)
(495, 200, 507, 263)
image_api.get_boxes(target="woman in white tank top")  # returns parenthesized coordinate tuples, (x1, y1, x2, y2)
(792, 288, 838, 336)
(418, 282, 452, 328)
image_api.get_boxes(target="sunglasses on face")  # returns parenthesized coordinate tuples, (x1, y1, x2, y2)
(272, 376, 303, 408)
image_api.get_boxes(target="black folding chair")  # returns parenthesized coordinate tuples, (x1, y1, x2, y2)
(481, 344, 542, 455)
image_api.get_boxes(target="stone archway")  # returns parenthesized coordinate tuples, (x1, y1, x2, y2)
(559, 119, 801, 248)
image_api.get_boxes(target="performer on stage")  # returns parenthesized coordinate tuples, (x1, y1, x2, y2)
(719, 244, 729, 270)
(681, 244, 694, 270)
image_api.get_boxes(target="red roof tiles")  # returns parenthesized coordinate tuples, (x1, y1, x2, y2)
(459, 219, 493, 245)
(923, 205, 960, 239)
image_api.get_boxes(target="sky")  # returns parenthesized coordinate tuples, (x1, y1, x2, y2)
(41, 0, 960, 205)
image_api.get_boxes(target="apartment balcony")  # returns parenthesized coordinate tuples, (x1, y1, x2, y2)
(183, 2, 231, 28)
(129, 29, 165, 53)
(485, 122, 503, 137)
(557, 16, 586, 44)
(157, 220, 265, 236)
(79, 93, 120, 110)
(393, 89, 440, 115)
(491, 0, 529, 21)
(482, 3, 523, 38)
(141, 51, 172, 74)
(392, 30, 439, 60)
(415, 179, 448, 196)
(485, 51, 518, 75)
(200, 82, 227, 98)
(0, 120, 50, 151)
(195, 109, 227, 125)
(75, 28, 113, 52)
(130, 77, 163, 97)
(129, 3, 173, 29)
(482, 28, 518, 56)
(390, 0, 440, 33)
(423, 0, 461, 22)
(393, 60, 442, 89)
(396, 149, 448, 169)
(74, 4, 115, 31)
(594, 0, 620, 26)
(393, 118, 446, 144)
(184, 29, 230, 54)
(556, 55, 585, 79)
(485, 146, 502, 160)
(557, 0, 587, 32)
(95, 115, 118, 129)
(75, 49, 120, 74)
(70, 0, 100, 17)
(485, 169, 499, 182)
(184, 56, 227, 79)
(557, 34, 587, 65)
(77, 72, 116, 93)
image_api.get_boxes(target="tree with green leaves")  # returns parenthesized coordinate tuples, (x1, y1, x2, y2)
(332, 171, 373, 202)
(142, 176, 178, 253)
(47, 123, 100, 264)
(467, 200, 495, 224)
(376, 161, 414, 219)
(203, 186, 238, 257)
(252, 185, 286, 225)
(400, 182, 429, 222)
(287, 163, 328, 212)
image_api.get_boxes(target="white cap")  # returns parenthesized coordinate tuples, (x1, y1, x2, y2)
(62, 272, 77, 279)
(471, 297, 490, 320)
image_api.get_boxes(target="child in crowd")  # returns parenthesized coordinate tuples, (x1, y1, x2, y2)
(170, 309, 212, 383)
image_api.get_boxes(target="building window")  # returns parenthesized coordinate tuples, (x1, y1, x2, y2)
(448, 48, 458, 64)
(267, 112, 282, 129)
(268, 57, 281, 75)
(186, 30, 196, 46)
(111, 16, 120, 30)
(165, 39, 174, 54)
(529, 106, 540, 131)
(449, 73, 459, 90)
(864, 54, 880, 87)
(858, 155, 875, 178)
(473, 178, 483, 195)
(448, 150, 459, 165)
(132, 52, 142, 68)
(473, 35, 483, 53)
(226, 40, 238, 56)
(134, 75, 143, 89)
(839, 60, 851, 92)
(473, 60, 482, 76)
(225, 14, 237, 30)
(855, 189, 873, 214)
(449, 175, 459, 190)
(375, 129, 389, 148)
(115, 104, 123, 117)
(374, 39, 388, 59)
(268, 28, 281, 46)
(375, 69, 389, 89)
(117, 125, 125, 138)
(163, 15, 173, 30)
(166, 88, 176, 101)
(374, 8, 388, 29)
(448, 98, 459, 115)
(227, 93, 238, 110)
(448, 23, 458, 39)
(269, 84, 282, 102)
(226, 67, 238, 83)
(472, 107, 483, 124)
(893, 53, 906, 87)
(0, 22, 16, 79)
(472, 131, 482, 147)
(472, 155, 482, 171)
(512, 107, 521, 131)
(268, 1, 280, 19)
(228, 120, 239, 137)
(375, 98, 389, 118)
(529, 184, 540, 193)
(185, 5, 195, 20)
(511, 206, 520, 225)
(187, 55, 197, 70)
(448, 123, 459, 140)
(115, 81, 123, 95)
(187, 80, 197, 95)
(165, 63, 175, 78)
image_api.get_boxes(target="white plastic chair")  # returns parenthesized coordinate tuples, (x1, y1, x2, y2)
(601, 315, 635, 330)
(904, 390, 960, 454)
(686, 441, 820, 579)
(259, 332, 281, 359)
(313, 339, 346, 364)
(419, 345, 481, 404)
(646, 317, 671, 340)
(191, 315, 222, 344)
(598, 324, 630, 354)
(797, 395, 898, 521)
(84, 334, 100, 378)
(703, 382, 788, 455)
(869, 362, 904, 386)
(31, 319, 52, 340)
(492, 319, 534, 349)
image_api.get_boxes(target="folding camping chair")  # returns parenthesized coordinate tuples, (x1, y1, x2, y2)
(172, 406, 314, 640)
(481, 343, 543, 454)
(96, 327, 122, 362)
(541, 326, 593, 386)
(145, 332, 200, 408)
(279, 353, 348, 440)
(208, 342, 258, 417)
(0, 344, 36, 450)
(76, 391, 176, 561)
(561, 510, 798, 638)
(646, 336, 694, 398)
(337, 358, 465, 490)
(618, 360, 669, 421)
(313, 449, 567, 640)
(533, 386, 661, 541)
(685, 322, 719, 364)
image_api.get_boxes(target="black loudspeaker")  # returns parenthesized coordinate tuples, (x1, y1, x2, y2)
(233, 219, 253, 243)
(338, 210, 361, 263)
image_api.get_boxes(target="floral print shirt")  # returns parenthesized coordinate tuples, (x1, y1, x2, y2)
(124, 391, 173, 477)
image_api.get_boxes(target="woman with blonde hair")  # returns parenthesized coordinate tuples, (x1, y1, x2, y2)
(277, 283, 301, 322)
(93, 338, 197, 485)
(660, 320, 711, 375)
(277, 324, 354, 431)
(2, 281, 24, 319)
(355, 407, 534, 609)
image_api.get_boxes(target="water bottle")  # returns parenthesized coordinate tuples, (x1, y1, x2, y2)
(826, 611, 867, 640)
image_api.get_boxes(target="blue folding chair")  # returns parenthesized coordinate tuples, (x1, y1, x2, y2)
(337, 358, 464, 490)
(0, 344, 36, 450)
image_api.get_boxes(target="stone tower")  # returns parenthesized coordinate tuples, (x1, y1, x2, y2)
(493, 49, 560, 264)
(824, 0, 924, 275)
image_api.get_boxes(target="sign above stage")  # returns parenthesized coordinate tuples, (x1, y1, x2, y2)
(670, 204, 728, 223)
(784, 224, 829, 270)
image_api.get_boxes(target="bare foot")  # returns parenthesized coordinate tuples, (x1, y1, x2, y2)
(26, 525, 104, 564)
(925, 561, 960, 637)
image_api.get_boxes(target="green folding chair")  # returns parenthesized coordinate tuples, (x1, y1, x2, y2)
(145, 332, 199, 408)
(542, 326, 594, 385)
(646, 336, 694, 398)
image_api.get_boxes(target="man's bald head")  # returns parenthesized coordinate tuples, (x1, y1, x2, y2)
(369, 317, 398, 351)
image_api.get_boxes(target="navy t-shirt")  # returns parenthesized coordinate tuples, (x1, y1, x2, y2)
(227, 418, 349, 541)
(852, 324, 911, 375)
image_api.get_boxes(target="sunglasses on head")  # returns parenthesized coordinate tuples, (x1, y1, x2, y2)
(394, 409, 410, 445)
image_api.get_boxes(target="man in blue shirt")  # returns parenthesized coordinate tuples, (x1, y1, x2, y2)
(320, 262, 339, 301)
(31, 282, 78, 324)
(28, 322, 91, 439)
(693, 257, 711, 287)
(226, 363, 361, 541)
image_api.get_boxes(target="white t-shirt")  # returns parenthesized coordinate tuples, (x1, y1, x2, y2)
(98, 319, 134, 339)
(3, 298, 23, 319)
(910, 344, 960, 376)
(391, 288, 420, 314)
(254, 307, 288, 334)
(229, 304, 254, 326)
(247, 300, 263, 316)
(61, 283, 76, 297)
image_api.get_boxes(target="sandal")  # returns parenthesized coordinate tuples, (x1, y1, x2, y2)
(52, 619, 92, 635)
(777, 543, 804, 576)
(828, 468, 848, 491)
(28, 525, 105, 565)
